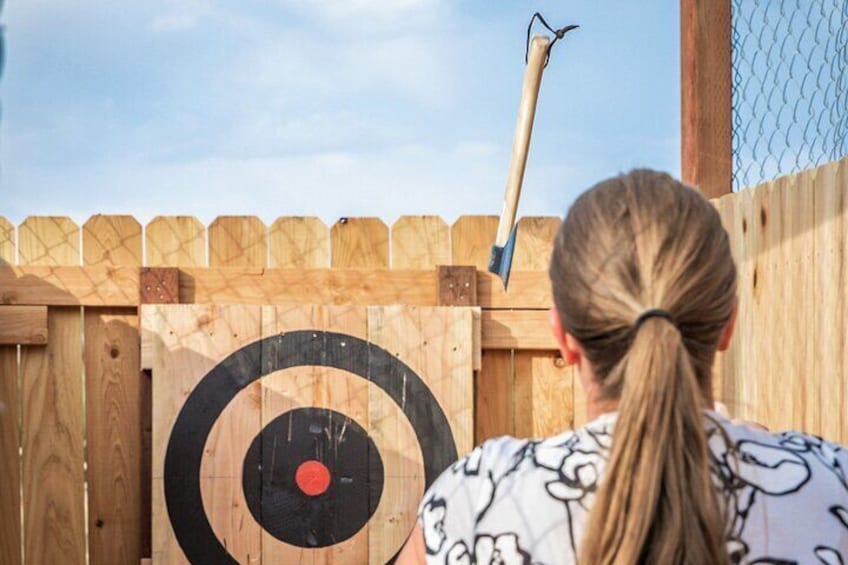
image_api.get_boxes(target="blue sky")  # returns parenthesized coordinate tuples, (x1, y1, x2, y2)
(0, 1, 680, 225)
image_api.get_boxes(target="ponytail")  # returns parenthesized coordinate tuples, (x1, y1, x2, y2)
(549, 170, 737, 563)
(578, 318, 728, 564)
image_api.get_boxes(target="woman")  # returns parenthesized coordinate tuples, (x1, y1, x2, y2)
(398, 170, 848, 564)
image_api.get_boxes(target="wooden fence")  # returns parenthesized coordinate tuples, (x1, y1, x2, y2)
(0, 213, 575, 565)
(0, 157, 846, 564)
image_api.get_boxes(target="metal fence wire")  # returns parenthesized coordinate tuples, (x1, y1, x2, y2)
(731, 0, 848, 190)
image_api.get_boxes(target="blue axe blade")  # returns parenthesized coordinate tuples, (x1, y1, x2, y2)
(487, 224, 519, 290)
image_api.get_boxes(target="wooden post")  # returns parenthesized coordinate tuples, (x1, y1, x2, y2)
(681, 0, 733, 198)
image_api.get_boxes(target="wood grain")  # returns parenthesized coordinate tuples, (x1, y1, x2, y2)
(84, 213, 145, 565)
(208, 216, 267, 268)
(83, 215, 143, 267)
(147, 305, 262, 564)
(331, 218, 389, 268)
(145, 216, 206, 267)
(391, 216, 450, 269)
(476, 350, 513, 443)
(514, 352, 571, 438)
(18, 217, 79, 266)
(513, 216, 560, 270)
(681, 0, 732, 198)
(512, 217, 567, 437)
(18, 217, 86, 565)
(0, 216, 14, 265)
(84, 310, 142, 564)
(0, 217, 19, 565)
(268, 216, 329, 268)
(481, 310, 556, 350)
(0, 306, 48, 345)
(0, 266, 139, 307)
(367, 306, 473, 564)
(814, 160, 846, 442)
(260, 305, 370, 565)
(451, 216, 498, 270)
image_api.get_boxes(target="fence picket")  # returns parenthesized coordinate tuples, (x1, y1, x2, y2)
(18, 217, 86, 565)
(331, 218, 389, 268)
(390, 216, 450, 269)
(83, 215, 144, 565)
(268, 217, 329, 268)
(0, 215, 20, 565)
(145, 216, 206, 267)
(208, 216, 267, 268)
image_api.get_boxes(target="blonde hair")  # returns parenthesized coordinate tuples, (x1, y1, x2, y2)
(549, 170, 736, 564)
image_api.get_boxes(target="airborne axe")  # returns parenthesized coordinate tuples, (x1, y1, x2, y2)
(488, 16, 578, 289)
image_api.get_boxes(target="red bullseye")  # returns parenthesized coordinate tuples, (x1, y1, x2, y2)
(295, 460, 331, 496)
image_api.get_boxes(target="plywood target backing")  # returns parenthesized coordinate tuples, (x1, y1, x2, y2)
(144, 304, 475, 564)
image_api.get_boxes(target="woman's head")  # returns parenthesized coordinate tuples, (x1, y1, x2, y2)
(549, 169, 736, 564)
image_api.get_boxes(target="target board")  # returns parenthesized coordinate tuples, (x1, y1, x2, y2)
(143, 304, 476, 564)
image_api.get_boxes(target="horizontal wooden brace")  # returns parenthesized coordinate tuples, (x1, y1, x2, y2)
(0, 266, 553, 309)
(0, 266, 139, 306)
(481, 310, 558, 350)
(0, 305, 48, 345)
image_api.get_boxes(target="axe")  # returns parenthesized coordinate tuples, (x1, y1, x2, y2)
(488, 20, 578, 289)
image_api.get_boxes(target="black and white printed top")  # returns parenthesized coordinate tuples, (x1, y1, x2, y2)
(417, 411, 848, 564)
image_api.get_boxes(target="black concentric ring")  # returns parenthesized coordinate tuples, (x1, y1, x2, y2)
(164, 331, 457, 564)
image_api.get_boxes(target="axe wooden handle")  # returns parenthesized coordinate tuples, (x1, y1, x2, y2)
(495, 34, 551, 247)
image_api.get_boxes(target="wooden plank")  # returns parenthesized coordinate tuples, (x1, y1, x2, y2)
(84, 309, 142, 565)
(18, 216, 86, 565)
(268, 217, 329, 268)
(814, 160, 846, 443)
(390, 216, 450, 269)
(0, 216, 14, 265)
(477, 271, 551, 309)
(331, 218, 389, 268)
(260, 305, 370, 565)
(733, 183, 762, 424)
(18, 216, 79, 266)
(83, 215, 143, 267)
(367, 306, 473, 564)
(451, 216, 498, 270)
(84, 213, 145, 565)
(0, 216, 19, 565)
(712, 193, 738, 410)
(0, 306, 48, 345)
(145, 216, 206, 267)
(781, 172, 815, 433)
(475, 350, 513, 443)
(181, 268, 438, 306)
(513, 216, 560, 270)
(0, 340, 21, 565)
(681, 0, 732, 198)
(514, 352, 572, 438)
(147, 305, 262, 564)
(0, 266, 139, 307)
(0, 266, 553, 309)
(208, 216, 267, 268)
(481, 310, 556, 350)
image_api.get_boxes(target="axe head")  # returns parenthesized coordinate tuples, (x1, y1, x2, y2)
(487, 224, 518, 290)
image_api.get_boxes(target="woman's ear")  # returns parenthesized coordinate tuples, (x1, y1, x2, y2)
(549, 307, 580, 365)
(717, 299, 738, 352)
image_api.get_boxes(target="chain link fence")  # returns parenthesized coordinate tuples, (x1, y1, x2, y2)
(731, 0, 848, 190)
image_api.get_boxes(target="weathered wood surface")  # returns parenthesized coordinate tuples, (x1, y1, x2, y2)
(145, 216, 206, 268)
(145, 304, 473, 564)
(0, 305, 48, 345)
(208, 216, 267, 268)
(391, 216, 450, 269)
(0, 219, 19, 565)
(269, 217, 329, 268)
(331, 218, 389, 269)
(18, 217, 86, 565)
(84, 214, 144, 565)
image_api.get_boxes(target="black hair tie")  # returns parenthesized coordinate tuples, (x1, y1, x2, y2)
(634, 309, 675, 329)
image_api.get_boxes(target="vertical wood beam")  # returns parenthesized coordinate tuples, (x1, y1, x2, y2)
(681, 0, 732, 198)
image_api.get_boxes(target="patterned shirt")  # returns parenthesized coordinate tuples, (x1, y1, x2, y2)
(417, 411, 848, 564)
